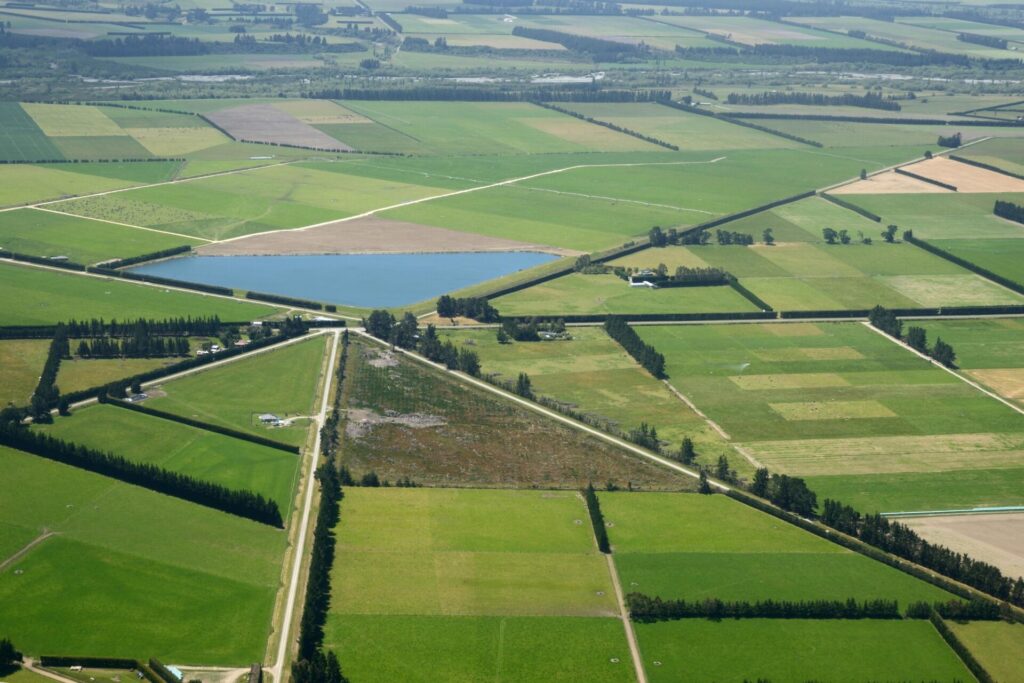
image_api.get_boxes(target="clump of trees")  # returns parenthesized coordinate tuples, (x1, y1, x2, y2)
(604, 317, 665, 378)
(872, 307, 956, 367)
(715, 229, 754, 246)
(622, 265, 729, 287)
(868, 304, 902, 338)
(725, 91, 900, 111)
(749, 468, 817, 517)
(436, 295, 499, 322)
(0, 637, 21, 676)
(413, 324, 482, 376)
(994, 199, 1024, 225)
(628, 422, 661, 452)
(938, 132, 962, 148)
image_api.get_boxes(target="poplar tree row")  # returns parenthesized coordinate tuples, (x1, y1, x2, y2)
(604, 317, 666, 378)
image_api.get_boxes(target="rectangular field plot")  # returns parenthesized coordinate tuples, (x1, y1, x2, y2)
(0, 446, 285, 663)
(0, 262, 275, 325)
(0, 339, 50, 407)
(0, 102, 63, 161)
(655, 13, 900, 49)
(921, 318, 1024, 407)
(56, 357, 174, 395)
(0, 164, 146, 208)
(843, 192, 1024, 240)
(35, 404, 300, 512)
(341, 101, 660, 155)
(0, 208, 202, 264)
(637, 322, 1022, 442)
(600, 492, 953, 603)
(636, 620, 971, 682)
(327, 615, 634, 683)
(950, 621, 1024, 683)
(146, 334, 327, 447)
(51, 162, 462, 241)
(437, 326, 719, 456)
(329, 487, 617, 618)
(341, 340, 689, 490)
(492, 275, 760, 316)
(931, 237, 1024, 285)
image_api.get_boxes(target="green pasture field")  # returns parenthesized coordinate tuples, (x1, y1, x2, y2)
(791, 15, 1018, 59)
(53, 160, 182, 184)
(898, 15, 1024, 46)
(0, 445, 285, 663)
(53, 135, 151, 161)
(841, 192, 1024, 240)
(36, 404, 300, 512)
(329, 487, 616, 617)
(950, 620, 1024, 682)
(493, 275, 760, 316)
(0, 208, 202, 264)
(600, 492, 953, 603)
(0, 102, 63, 161)
(341, 101, 661, 155)
(562, 102, 796, 151)
(918, 318, 1024, 369)
(146, 334, 327, 446)
(931, 237, 1024, 284)
(956, 137, 1024, 176)
(637, 322, 1022, 443)
(327, 615, 633, 683)
(763, 120, 1009, 148)
(612, 242, 1021, 311)
(52, 162, 456, 240)
(56, 357, 174, 394)
(437, 326, 721, 456)
(636, 620, 971, 682)
(719, 194, 882, 243)
(0, 262, 275, 325)
(0, 164, 144, 208)
(2, 666, 53, 683)
(0, 339, 50, 407)
(653, 13, 903, 50)
(342, 339, 689, 489)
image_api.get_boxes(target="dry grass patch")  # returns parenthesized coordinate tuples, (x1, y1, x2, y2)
(22, 103, 124, 137)
(762, 323, 824, 337)
(968, 368, 1024, 403)
(830, 171, 950, 195)
(519, 117, 658, 152)
(883, 274, 1024, 307)
(770, 400, 897, 421)
(730, 372, 849, 390)
(743, 432, 1024, 476)
(126, 127, 225, 156)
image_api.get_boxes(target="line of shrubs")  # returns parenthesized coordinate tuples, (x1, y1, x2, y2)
(627, 595, 903, 622)
(0, 250, 87, 271)
(534, 102, 679, 150)
(0, 157, 184, 165)
(100, 245, 192, 270)
(819, 193, 882, 222)
(245, 290, 325, 310)
(903, 231, 1024, 297)
(727, 277, 774, 312)
(87, 265, 234, 296)
(930, 612, 995, 683)
(582, 483, 610, 553)
(894, 166, 957, 191)
(604, 316, 666, 378)
(106, 398, 299, 454)
(0, 423, 283, 527)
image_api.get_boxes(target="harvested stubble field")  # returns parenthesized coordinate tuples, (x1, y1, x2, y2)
(902, 512, 1024, 579)
(907, 156, 1024, 193)
(0, 446, 285, 663)
(637, 322, 1024, 512)
(340, 340, 693, 490)
(0, 262, 275, 326)
(36, 404, 301, 512)
(324, 487, 632, 681)
(146, 334, 327, 447)
(599, 492, 953, 604)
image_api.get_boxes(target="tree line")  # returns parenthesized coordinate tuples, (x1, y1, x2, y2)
(903, 229, 1024, 297)
(627, 594, 902, 622)
(870, 305, 957, 367)
(436, 295, 499, 322)
(622, 265, 730, 287)
(305, 86, 670, 103)
(749, 468, 818, 517)
(76, 334, 191, 359)
(725, 90, 900, 111)
(363, 311, 483, 377)
(995, 199, 1024, 224)
(29, 324, 69, 422)
(101, 245, 191, 270)
(958, 32, 1007, 49)
(534, 102, 679, 150)
(604, 317, 666, 378)
(0, 422, 283, 527)
(58, 315, 227, 338)
(511, 26, 653, 61)
(582, 483, 611, 553)
(675, 43, 979, 68)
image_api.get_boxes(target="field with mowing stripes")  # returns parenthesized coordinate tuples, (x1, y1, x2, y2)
(0, 446, 286, 663)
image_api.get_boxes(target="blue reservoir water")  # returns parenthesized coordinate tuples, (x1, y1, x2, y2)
(128, 252, 558, 308)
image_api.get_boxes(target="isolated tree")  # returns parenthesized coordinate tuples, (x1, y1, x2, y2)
(882, 224, 898, 243)
(649, 226, 667, 247)
(457, 348, 481, 376)
(762, 228, 774, 246)
(656, 263, 668, 278)
(838, 229, 851, 245)
(822, 227, 838, 244)
(698, 469, 713, 494)
(906, 326, 928, 353)
(496, 327, 510, 344)
(678, 436, 695, 465)
(364, 309, 395, 340)
(131, 379, 142, 395)
(924, 149, 933, 159)
(860, 168, 867, 180)
(715, 455, 731, 481)
(514, 372, 534, 400)
(574, 254, 591, 272)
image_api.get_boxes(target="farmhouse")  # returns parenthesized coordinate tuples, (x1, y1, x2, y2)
(258, 413, 280, 424)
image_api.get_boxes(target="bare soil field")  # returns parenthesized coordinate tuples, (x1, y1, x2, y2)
(831, 171, 950, 195)
(205, 104, 352, 151)
(902, 512, 1024, 579)
(908, 156, 1024, 193)
(198, 216, 576, 256)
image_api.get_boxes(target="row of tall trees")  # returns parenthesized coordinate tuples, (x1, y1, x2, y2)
(905, 325, 957, 367)
(61, 316, 224, 338)
(749, 468, 818, 517)
(0, 423, 283, 527)
(29, 324, 69, 422)
(582, 483, 611, 553)
(958, 32, 1007, 49)
(76, 335, 190, 359)
(535, 102, 679, 150)
(994, 199, 1024, 224)
(715, 229, 754, 245)
(436, 295, 499, 322)
(627, 594, 902, 622)
(604, 317, 666, 378)
(725, 90, 900, 111)
(417, 325, 482, 376)
(306, 86, 669, 103)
